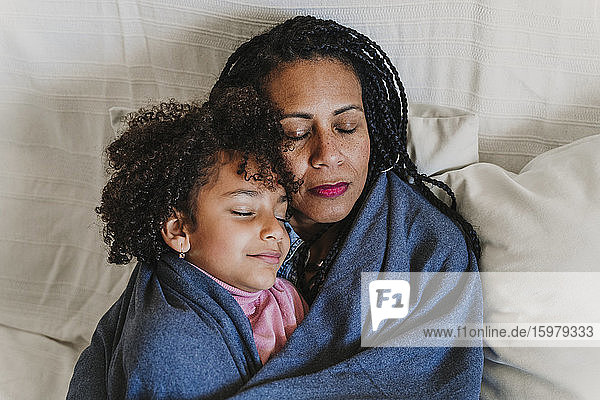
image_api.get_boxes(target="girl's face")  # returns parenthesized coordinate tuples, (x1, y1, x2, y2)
(184, 158, 290, 292)
(265, 58, 370, 227)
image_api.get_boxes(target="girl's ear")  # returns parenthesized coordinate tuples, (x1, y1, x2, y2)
(161, 210, 191, 254)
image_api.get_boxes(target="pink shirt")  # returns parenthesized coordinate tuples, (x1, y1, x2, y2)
(197, 268, 308, 364)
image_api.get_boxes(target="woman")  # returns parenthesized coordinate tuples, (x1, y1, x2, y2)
(213, 15, 483, 399)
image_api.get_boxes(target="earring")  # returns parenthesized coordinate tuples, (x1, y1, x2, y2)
(381, 153, 400, 174)
(179, 242, 186, 259)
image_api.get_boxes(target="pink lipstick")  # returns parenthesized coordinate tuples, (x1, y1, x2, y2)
(309, 182, 349, 198)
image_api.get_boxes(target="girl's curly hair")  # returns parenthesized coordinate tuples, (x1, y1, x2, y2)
(97, 86, 296, 265)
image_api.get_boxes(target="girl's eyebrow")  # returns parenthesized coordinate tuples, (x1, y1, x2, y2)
(223, 189, 258, 198)
(223, 190, 288, 204)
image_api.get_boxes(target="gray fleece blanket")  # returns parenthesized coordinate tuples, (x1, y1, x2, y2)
(67, 171, 483, 399)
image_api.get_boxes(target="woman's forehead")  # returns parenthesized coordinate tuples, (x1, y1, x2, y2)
(265, 59, 363, 112)
(268, 58, 358, 85)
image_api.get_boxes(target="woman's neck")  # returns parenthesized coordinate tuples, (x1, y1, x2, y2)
(308, 223, 344, 264)
(290, 213, 345, 268)
(290, 214, 330, 241)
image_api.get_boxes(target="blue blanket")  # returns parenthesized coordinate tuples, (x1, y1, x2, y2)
(67, 171, 483, 399)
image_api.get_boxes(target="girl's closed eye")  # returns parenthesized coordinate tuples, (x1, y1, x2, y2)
(275, 214, 289, 223)
(231, 210, 255, 217)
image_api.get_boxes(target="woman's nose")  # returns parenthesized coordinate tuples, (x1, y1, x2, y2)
(308, 125, 344, 168)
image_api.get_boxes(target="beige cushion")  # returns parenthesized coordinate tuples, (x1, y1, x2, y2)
(435, 134, 600, 399)
(407, 103, 479, 175)
(0, 324, 83, 399)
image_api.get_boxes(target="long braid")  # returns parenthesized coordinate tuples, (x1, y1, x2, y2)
(341, 22, 481, 258)
(321, 18, 481, 259)
(214, 16, 481, 300)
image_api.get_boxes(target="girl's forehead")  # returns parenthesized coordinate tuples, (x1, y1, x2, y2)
(200, 156, 285, 200)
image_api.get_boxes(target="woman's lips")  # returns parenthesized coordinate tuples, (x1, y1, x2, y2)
(248, 252, 281, 265)
(308, 182, 349, 198)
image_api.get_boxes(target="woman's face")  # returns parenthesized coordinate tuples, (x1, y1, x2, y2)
(265, 59, 370, 226)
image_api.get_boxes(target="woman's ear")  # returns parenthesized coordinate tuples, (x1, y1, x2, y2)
(161, 210, 191, 255)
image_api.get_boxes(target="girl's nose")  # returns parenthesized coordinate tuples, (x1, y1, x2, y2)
(260, 214, 285, 242)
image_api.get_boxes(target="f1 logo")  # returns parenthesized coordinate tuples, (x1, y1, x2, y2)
(369, 280, 410, 331)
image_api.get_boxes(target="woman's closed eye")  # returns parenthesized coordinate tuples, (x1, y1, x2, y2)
(334, 121, 358, 134)
(335, 125, 356, 134)
(280, 118, 311, 141)
(284, 127, 310, 141)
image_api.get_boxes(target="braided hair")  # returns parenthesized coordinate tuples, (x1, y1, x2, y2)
(213, 16, 480, 300)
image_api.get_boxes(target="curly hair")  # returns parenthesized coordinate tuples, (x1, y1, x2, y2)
(212, 16, 480, 299)
(97, 86, 296, 265)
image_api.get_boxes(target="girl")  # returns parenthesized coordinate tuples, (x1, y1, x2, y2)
(67, 87, 307, 399)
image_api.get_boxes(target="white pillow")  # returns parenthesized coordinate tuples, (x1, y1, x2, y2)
(435, 134, 600, 399)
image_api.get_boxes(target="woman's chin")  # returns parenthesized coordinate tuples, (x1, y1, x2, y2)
(297, 205, 353, 225)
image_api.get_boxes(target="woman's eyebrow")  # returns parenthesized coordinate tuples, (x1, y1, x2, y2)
(278, 195, 288, 204)
(281, 105, 363, 120)
(281, 112, 312, 119)
(334, 105, 363, 115)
